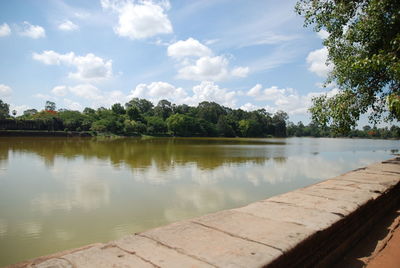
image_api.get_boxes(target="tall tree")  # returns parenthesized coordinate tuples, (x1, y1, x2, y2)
(296, 0, 400, 133)
(125, 98, 154, 115)
(154, 100, 172, 120)
(0, 99, 9, 119)
(45, 101, 56, 111)
(111, 103, 126, 115)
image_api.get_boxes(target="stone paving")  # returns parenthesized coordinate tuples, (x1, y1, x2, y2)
(9, 158, 400, 268)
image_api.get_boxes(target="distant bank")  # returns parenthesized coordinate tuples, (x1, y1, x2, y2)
(0, 130, 92, 137)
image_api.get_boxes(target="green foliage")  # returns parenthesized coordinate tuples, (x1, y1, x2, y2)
(146, 116, 167, 134)
(45, 101, 56, 111)
(126, 106, 142, 121)
(154, 99, 173, 120)
(216, 115, 235, 137)
(111, 103, 125, 115)
(58, 110, 87, 131)
(197, 101, 226, 124)
(287, 121, 400, 139)
(23, 109, 38, 117)
(166, 114, 196, 136)
(1, 98, 398, 138)
(388, 94, 400, 119)
(238, 119, 260, 137)
(123, 120, 146, 135)
(296, 0, 400, 133)
(0, 99, 10, 119)
(125, 98, 154, 115)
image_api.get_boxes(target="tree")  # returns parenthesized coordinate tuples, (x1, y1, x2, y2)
(23, 109, 38, 117)
(296, 0, 400, 133)
(216, 115, 235, 137)
(111, 103, 125, 115)
(238, 119, 260, 137)
(58, 110, 85, 131)
(166, 114, 198, 136)
(146, 116, 167, 134)
(45, 101, 56, 111)
(154, 100, 173, 120)
(83, 107, 96, 115)
(126, 106, 142, 121)
(196, 101, 226, 124)
(125, 98, 154, 115)
(0, 99, 10, 119)
(272, 111, 288, 137)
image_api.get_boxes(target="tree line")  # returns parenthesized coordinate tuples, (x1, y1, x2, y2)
(0, 99, 289, 137)
(0, 98, 398, 138)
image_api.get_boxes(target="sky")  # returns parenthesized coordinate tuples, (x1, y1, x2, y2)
(0, 0, 339, 124)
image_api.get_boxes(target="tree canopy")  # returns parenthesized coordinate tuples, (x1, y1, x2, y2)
(296, 0, 400, 133)
(0, 99, 9, 119)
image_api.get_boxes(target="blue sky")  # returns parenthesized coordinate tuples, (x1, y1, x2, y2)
(0, 0, 338, 124)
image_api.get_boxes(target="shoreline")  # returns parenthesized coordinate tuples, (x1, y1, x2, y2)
(0, 130, 399, 140)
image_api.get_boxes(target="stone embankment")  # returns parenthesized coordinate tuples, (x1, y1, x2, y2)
(9, 158, 400, 268)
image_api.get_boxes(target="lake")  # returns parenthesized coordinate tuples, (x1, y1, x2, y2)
(0, 137, 398, 266)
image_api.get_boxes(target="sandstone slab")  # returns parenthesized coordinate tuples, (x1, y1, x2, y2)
(141, 220, 282, 267)
(194, 210, 315, 253)
(235, 200, 342, 231)
(268, 191, 358, 216)
(62, 245, 154, 268)
(112, 234, 213, 268)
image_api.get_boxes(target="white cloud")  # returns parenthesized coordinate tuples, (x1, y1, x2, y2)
(63, 98, 83, 110)
(231, 66, 249, 78)
(58, 20, 79, 31)
(317, 29, 329, 39)
(69, 84, 103, 100)
(0, 84, 12, 97)
(186, 81, 237, 107)
(128, 81, 237, 107)
(246, 84, 338, 115)
(18, 21, 45, 39)
(51, 85, 69, 96)
(240, 102, 261, 111)
(0, 23, 11, 37)
(50, 84, 127, 108)
(129, 81, 187, 104)
(34, 93, 56, 100)
(33, 50, 113, 82)
(9, 104, 30, 116)
(247, 84, 262, 97)
(176, 56, 248, 82)
(101, 0, 173, 40)
(247, 84, 293, 101)
(177, 56, 229, 81)
(306, 47, 333, 77)
(236, 32, 299, 48)
(168, 38, 249, 81)
(205, 39, 219, 45)
(167, 38, 212, 59)
(32, 50, 74, 65)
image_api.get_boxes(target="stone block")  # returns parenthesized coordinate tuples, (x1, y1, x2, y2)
(112, 234, 213, 268)
(268, 191, 358, 216)
(194, 210, 315, 253)
(235, 200, 342, 231)
(32, 258, 72, 268)
(297, 185, 380, 206)
(62, 245, 154, 268)
(314, 178, 388, 193)
(341, 171, 399, 187)
(141, 220, 282, 267)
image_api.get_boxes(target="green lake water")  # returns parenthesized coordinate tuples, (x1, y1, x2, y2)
(0, 137, 398, 266)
